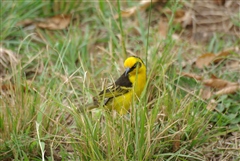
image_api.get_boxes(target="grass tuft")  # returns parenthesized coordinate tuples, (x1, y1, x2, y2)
(1, 0, 239, 160)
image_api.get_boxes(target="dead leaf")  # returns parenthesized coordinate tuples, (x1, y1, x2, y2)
(1, 80, 33, 96)
(213, 51, 231, 63)
(139, 0, 160, 10)
(114, 7, 137, 19)
(195, 50, 232, 69)
(158, 20, 168, 38)
(180, 10, 193, 28)
(194, 50, 232, 69)
(172, 133, 181, 152)
(203, 78, 238, 89)
(36, 14, 71, 30)
(213, 0, 226, 5)
(1, 84, 15, 91)
(195, 53, 216, 69)
(114, 0, 159, 19)
(0, 83, 15, 98)
(181, 72, 202, 81)
(174, 10, 185, 19)
(215, 85, 240, 95)
(210, 74, 218, 79)
(162, 9, 193, 27)
(203, 79, 228, 89)
(206, 99, 217, 111)
(200, 87, 212, 100)
(162, 9, 182, 18)
(17, 19, 35, 27)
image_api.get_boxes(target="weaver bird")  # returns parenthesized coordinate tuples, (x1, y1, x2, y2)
(86, 56, 146, 115)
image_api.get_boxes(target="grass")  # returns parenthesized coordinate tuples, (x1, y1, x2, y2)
(1, 0, 240, 160)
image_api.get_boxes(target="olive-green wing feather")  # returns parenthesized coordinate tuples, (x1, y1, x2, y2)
(98, 85, 131, 99)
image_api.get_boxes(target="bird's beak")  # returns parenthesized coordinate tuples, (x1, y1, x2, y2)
(124, 68, 130, 76)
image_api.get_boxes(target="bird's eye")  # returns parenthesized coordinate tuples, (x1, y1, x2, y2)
(133, 62, 141, 69)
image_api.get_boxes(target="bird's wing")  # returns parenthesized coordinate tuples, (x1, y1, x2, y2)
(98, 72, 132, 99)
(91, 71, 133, 108)
(98, 84, 131, 99)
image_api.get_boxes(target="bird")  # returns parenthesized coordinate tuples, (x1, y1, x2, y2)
(85, 56, 147, 115)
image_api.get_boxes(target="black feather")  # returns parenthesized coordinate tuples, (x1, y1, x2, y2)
(115, 72, 132, 88)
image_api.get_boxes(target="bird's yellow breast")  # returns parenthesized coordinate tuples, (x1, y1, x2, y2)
(106, 91, 133, 114)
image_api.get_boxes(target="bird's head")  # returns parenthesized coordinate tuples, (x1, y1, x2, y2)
(123, 56, 146, 76)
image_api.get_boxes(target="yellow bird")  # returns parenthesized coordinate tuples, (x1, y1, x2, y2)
(86, 56, 147, 115)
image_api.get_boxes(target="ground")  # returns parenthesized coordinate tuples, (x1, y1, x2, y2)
(1, 0, 240, 160)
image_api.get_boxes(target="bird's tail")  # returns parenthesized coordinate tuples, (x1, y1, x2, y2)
(78, 98, 100, 112)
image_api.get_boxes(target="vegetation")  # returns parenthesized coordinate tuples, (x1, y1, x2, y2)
(1, 0, 239, 160)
